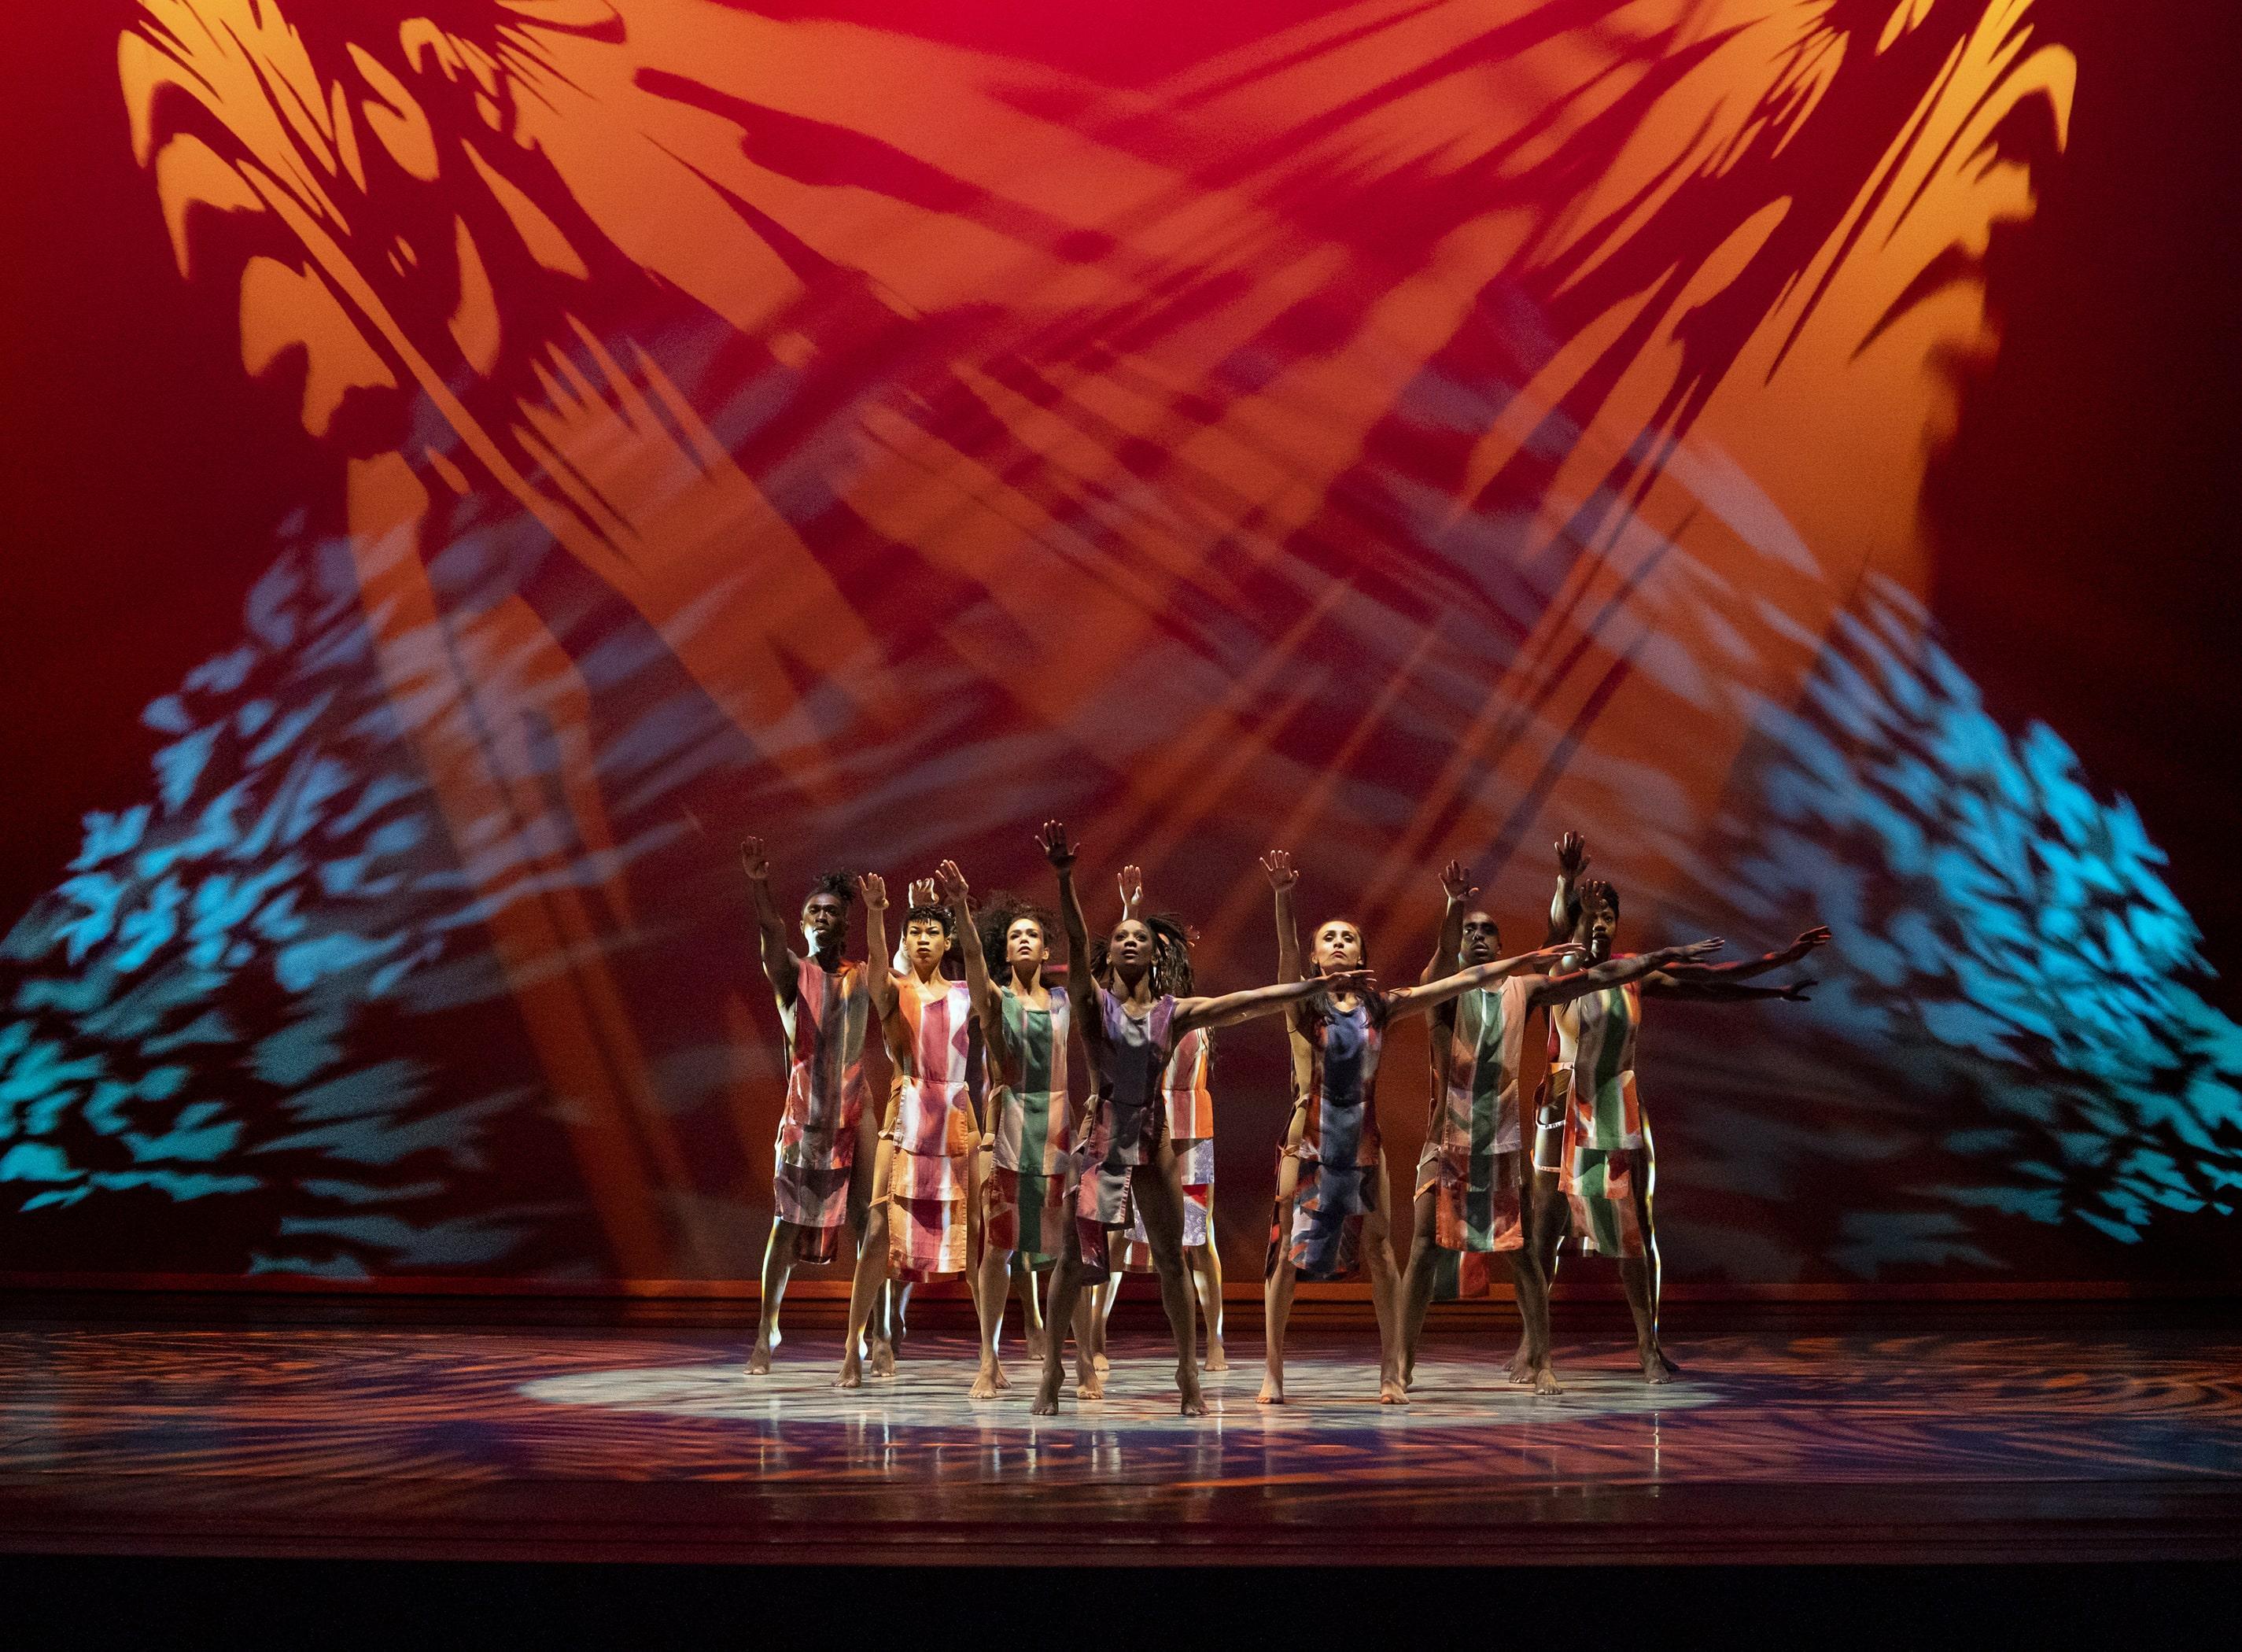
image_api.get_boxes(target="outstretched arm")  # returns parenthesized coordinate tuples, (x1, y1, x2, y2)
(1545, 832, 1589, 946)
(739, 838, 800, 1005)
(1641, 967, 1819, 1004)
(1423, 859, 1475, 986)
(1528, 938, 1730, 1010)
(1174, 969, 1376, 1037)
(1386, 944, 1580, 1019)
(1645, 926, 1831, 990)
(857, 873, 898, 1021)
(1039, 820, 1104, 1055)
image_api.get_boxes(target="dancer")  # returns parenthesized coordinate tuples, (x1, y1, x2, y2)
(835, 872, 985, 1388)
(1396, 859, 1723, 1394)
(938, 862, 1071, 1400)
(1034, 822, 1370, 1418)
(739, 838, 887, 1376)
(1528, 832, 1829, 1382)
(1098, 866, 1226, 1372)
(1256, 851, 1713, 1406)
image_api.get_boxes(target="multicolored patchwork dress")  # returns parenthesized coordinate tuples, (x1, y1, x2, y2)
(886, 977, 979, 1281)
(773, 956, 872, 1263)
(1075, 987, 1176, 1274)
(1119, 1025, 1214, 1271)
(984, 987, 1071, 1269)
(1267, 997, 1386, 1281)
(1547, 979, 1648, 1258)
(1415, 975, 1534, 1299)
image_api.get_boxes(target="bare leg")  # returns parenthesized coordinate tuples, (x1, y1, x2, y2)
(1092, 1267, 1119, 1374)
(873, 1281, 910, 1375)
(1363, 1156, 1405, 1404)
(1012, 1253, 1049, 1362)
(1189, 1242, 1226, 1370)
(1397, 1185, 1440, 1389)
(1623, 1144, 1675, 1381)
(1504, 1249, 1560, 1393)
(1130, 1148, 1207, 1416)
(1261, 1149, 1301, 1404)
(747, 1219, 802, 1374)
(972, 1237, 1011, 1399)
(836, 1140, 896, 1388)
(1034, 1223, 1097, 1414)
(849, 1114, 895, 1374)
(1517, 1168, 1565, 1381)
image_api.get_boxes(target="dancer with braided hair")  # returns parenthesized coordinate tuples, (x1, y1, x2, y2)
(1033, 822, 1370, 1418)
(1526, 833, 1830, 1382)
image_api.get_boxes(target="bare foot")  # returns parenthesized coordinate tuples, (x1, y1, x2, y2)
(1076, 1364, 1106, 1400)
(1026, 1328, 1050, 1363)
(1177, 1377, 1208, 1417)
(834, 1353, 862, 1390)
(1257, 1370, 1285, 1405)
(745, 1339, 774, 1377)
(970, 1360, 1005, 1400)
(1530, 1362, 1563, 1396)
(991, 1360, 1011, 1390)
(1640, 1344, 1675, 1385)
(1093, 1350, 1112, 1377)
(1031, 1372, 1062, 1415)
(1505, 1341, 1533, 1384)
(1204, 1338, 1229, 1373)
(1401, 1354, 1416, 1391)
(868, 1339, 897, 1378)
(1379, 1374, 1409, 1406)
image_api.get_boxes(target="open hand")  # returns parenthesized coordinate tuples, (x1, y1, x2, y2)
(1790, 924, 1834, 957)
(857, 872, 888, 909)
(935, 860, 969, 904)
(1321, 967, 1377, 998)
(1664, 937, 1725, 963)
(739, 836, 771, 882)
(1038, 820, 1076, 872)
(1555, 832, 1591, 877)
(907, 877, 938, 911)
(1529, 944, 1578, 968)
(1779, 978, 1817, 1003)
(1440, 858, 1478, 905)
(1117, 864, 1144, 915)
(1260, 850, 1298, 891)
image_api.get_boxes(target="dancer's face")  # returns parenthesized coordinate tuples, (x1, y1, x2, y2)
(1006, 917, 1049, 969)
(800, 892, 848, 951)
(1575, 892, 1618, 964)
(1312, 920, 1365, 972)
(903, 915, 950, 972)
(1108, 918, 1155, 979)
(1458, 912, 1500, 968)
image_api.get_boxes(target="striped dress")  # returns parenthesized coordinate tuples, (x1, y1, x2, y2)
(1119, 1025, 1214, 1271)
(773, 957, 872, 1263)
(985, 986, 1071, 1268)
(1415, 976, 1533, 1297)
(1267, 997, 1385, 1281)
(1075, 987, 1175, 1274)
(1551, 979, 1647, 1258)
(887, 976, 979, 1281)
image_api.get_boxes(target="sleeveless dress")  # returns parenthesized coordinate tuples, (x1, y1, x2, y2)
(1267, 997, 1385, 1281)
(1415, 976, 1532, 1299)
(773, 956, 872, 1263)
(1543, 979, 1647, 1258)
(984, 987, 1071, 1268)
(1075, 986, 1175, 1274)
(887, 976, 979, 1281)
(1119, 1025, 1214, 1271)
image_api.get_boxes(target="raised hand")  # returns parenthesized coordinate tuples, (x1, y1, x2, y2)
(857, 872, 888, 909)
(1779, 979, 1818, 1003)
(1789, 924, 1835, 957)
(1117, 864, 1145, 914)
(907, 877, 938, 911)
(1440, 858, 1478, 905)
(935, 860, 970, 904)
(1038, 820, 1076, 872)
(739, 836, 771, 882)
(1260, 850, 1298, 891)
(1555, 832, 1591, 877)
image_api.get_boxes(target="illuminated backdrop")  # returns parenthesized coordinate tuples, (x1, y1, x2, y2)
(2, 0, 2235, 1288)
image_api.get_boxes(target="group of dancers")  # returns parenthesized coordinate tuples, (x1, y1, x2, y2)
(741, 824, 1829, 1415)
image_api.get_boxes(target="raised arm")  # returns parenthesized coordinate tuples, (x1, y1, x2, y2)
(1117, 864, 1144, 923)
(1422, 859, 1476, 986)
(1038, 820, 1102, 1044)
(936, 860, 1001, 1031)
(1173, 968, 1376, 1037)
(857, 873, 898, 1021)
(1386, 943, 1580, 1019)
(739, 838, 800, 1005)
(1546, 832, 1589, 946)
(1527, 937, 1728, 1011)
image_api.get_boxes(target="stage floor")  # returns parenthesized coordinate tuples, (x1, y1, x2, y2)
(2, 1310, 2237, 1565)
